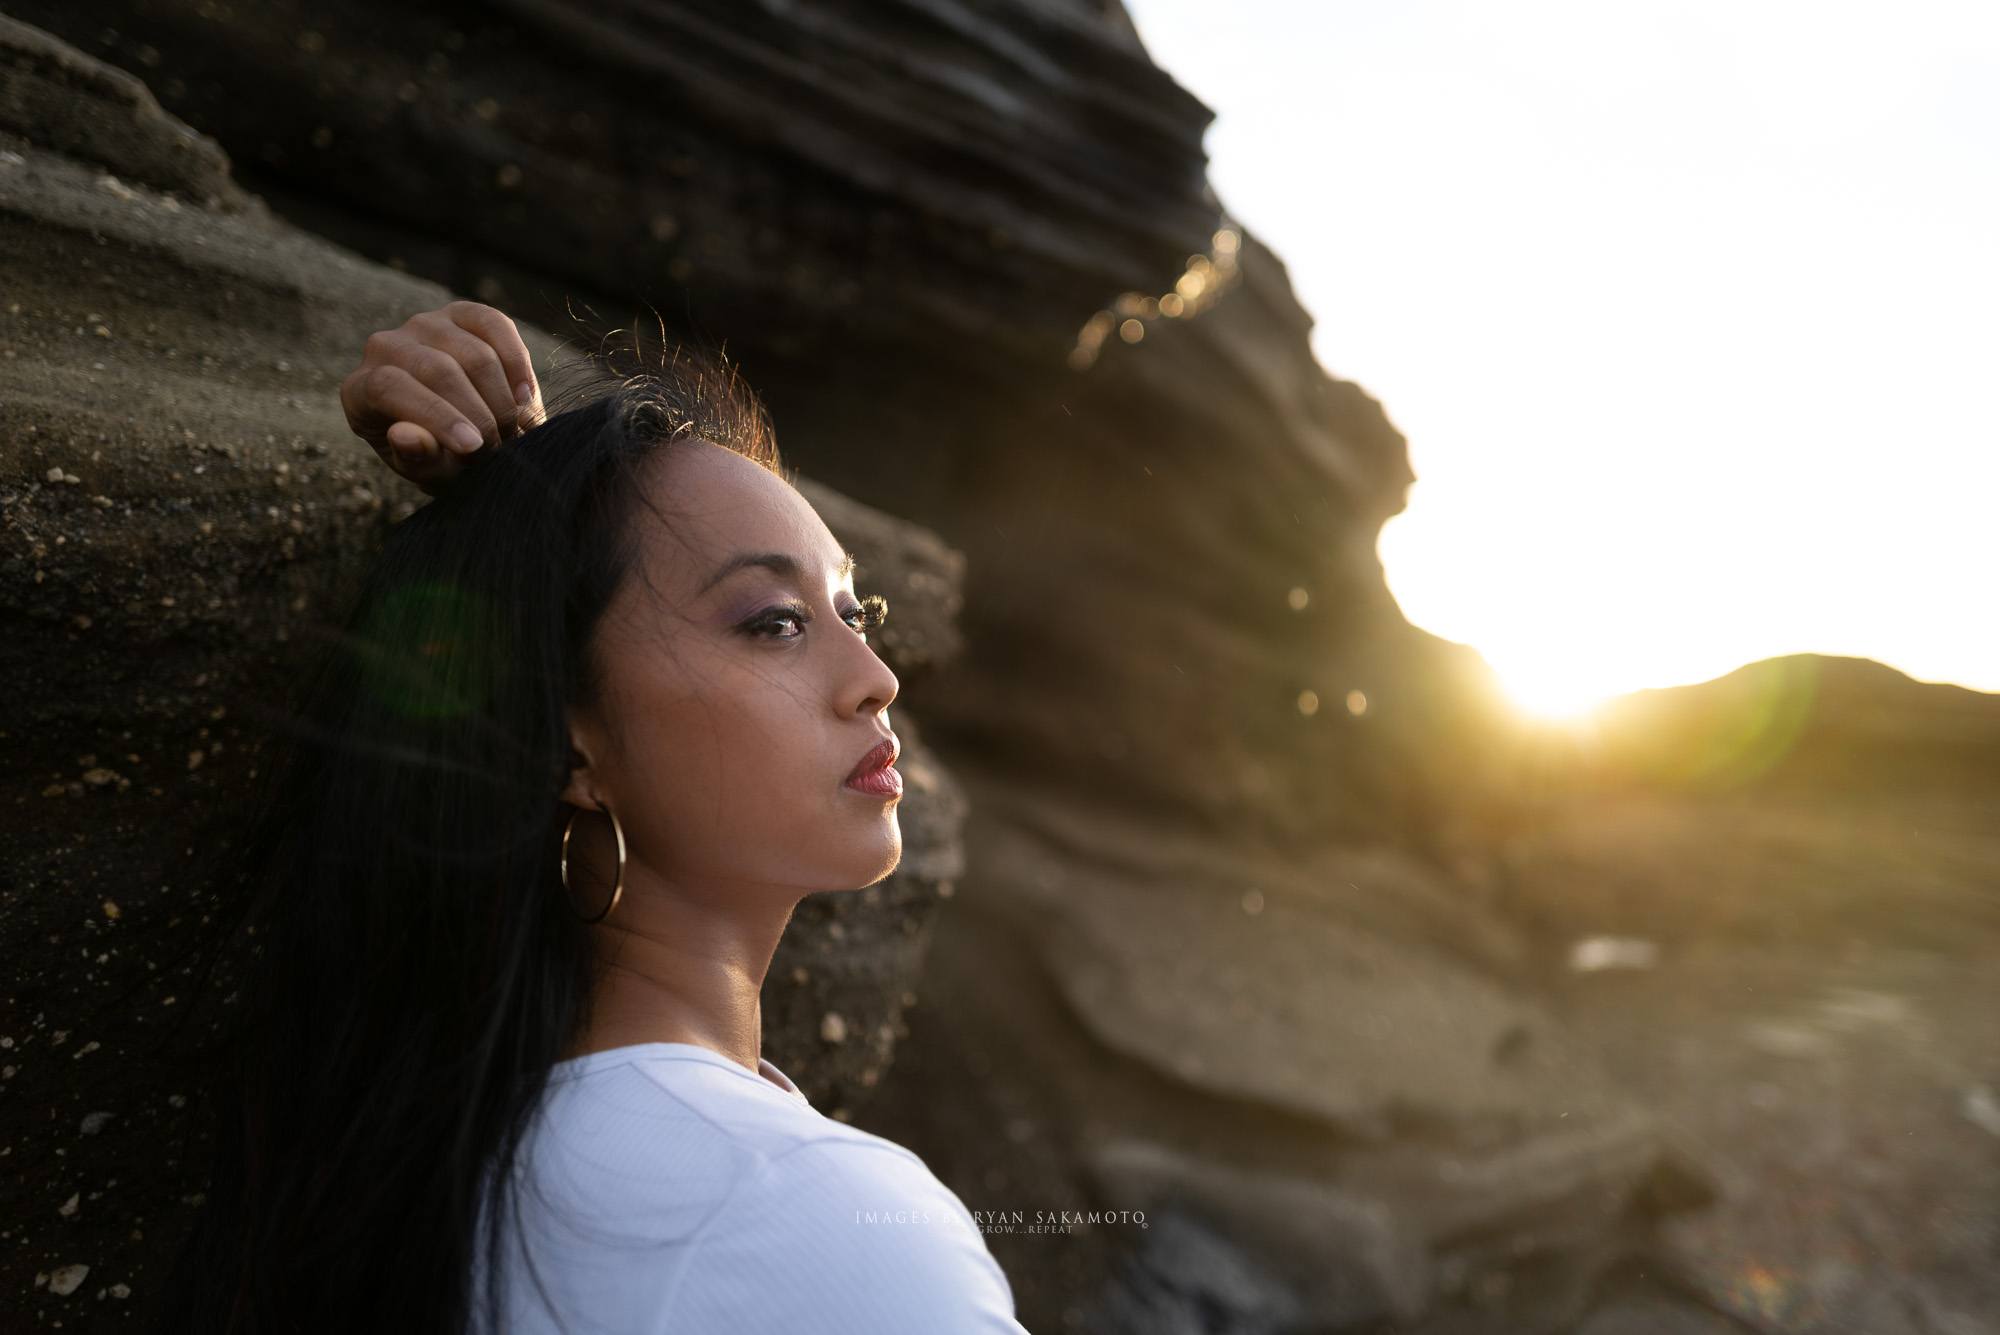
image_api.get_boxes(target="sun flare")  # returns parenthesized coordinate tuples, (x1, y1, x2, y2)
(1488, 657, 1616, 724)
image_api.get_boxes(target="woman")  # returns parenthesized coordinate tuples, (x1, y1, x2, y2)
(154, 303, 1030, 1333)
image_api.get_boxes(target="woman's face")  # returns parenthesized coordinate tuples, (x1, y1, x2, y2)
(563, 439, 902, 905)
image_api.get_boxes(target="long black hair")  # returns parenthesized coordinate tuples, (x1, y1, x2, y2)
(149, 342, 784, 1333)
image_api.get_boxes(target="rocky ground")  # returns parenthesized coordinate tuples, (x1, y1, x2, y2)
(1504, 786, 2000, 1334)
(1557, 942, 1998, 1334)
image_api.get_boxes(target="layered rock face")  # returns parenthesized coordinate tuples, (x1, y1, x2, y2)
(1, 6, 1733, 1331)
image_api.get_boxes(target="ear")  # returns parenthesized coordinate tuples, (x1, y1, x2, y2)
(560, 707, 609, 811)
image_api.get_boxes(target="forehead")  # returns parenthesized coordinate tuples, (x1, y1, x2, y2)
(638, 441, 849, 594)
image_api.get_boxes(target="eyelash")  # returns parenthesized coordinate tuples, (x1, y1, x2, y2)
(743, 593, 889, 642)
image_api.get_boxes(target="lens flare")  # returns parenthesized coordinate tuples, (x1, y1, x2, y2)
(351, 580, 507, 721)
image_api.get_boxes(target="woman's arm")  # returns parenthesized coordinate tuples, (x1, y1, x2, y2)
(337, 300, 544, 497)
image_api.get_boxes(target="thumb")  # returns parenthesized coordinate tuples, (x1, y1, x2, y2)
(387, 420, 438, 458)
(384, 422, 453, 489)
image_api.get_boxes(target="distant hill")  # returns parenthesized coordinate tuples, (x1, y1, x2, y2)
(1580, 654, 2000, 800)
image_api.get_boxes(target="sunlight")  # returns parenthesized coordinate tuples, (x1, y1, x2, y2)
(1486, 653, 1615, 723)
(1125, 0, 2000, 700)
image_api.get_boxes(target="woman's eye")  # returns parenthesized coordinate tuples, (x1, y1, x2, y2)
(746, 595, 887, 642)
(747, 604, 809, 638)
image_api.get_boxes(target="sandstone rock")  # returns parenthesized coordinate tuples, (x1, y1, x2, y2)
(0, 14, 246, 210)
(951, 790, 1684, 1328)
(1088, 1205, 1308, 1335)
(1088, 1138, 1430, 1327)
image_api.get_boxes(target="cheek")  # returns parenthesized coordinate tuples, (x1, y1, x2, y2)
(618, 678, 827, 857)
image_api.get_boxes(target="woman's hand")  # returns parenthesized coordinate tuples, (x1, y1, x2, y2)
(338, 301, 545, 496)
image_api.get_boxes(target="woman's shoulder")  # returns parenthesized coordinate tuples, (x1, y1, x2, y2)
(488, 1045, 1030, 1332)
(667, 1132, 1030, 1332)
(524, 1044, 984, 1226)
(504, 1045, 822, 1232)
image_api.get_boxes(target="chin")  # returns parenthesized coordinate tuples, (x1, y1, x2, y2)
(849, 826, 902, 889)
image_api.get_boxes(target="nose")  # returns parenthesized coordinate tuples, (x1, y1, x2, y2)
(842, 623, 898, 719)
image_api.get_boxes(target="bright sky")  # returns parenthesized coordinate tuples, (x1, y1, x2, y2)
(1124, 0, 1999, 715)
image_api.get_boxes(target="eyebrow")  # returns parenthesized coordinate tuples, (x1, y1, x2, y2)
(700, 550, 858, 595)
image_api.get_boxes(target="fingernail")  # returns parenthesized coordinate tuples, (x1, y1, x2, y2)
(450, 422, 484, 453)
(514, 381, 535, 407)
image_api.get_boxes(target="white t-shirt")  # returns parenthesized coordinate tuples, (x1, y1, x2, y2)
(470, 1041, 1031, 1334)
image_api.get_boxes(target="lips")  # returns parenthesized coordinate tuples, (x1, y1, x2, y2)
(846, 735, 900, 783)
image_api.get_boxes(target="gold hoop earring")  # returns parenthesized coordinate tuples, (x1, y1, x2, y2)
(561, 799, 626, 924)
